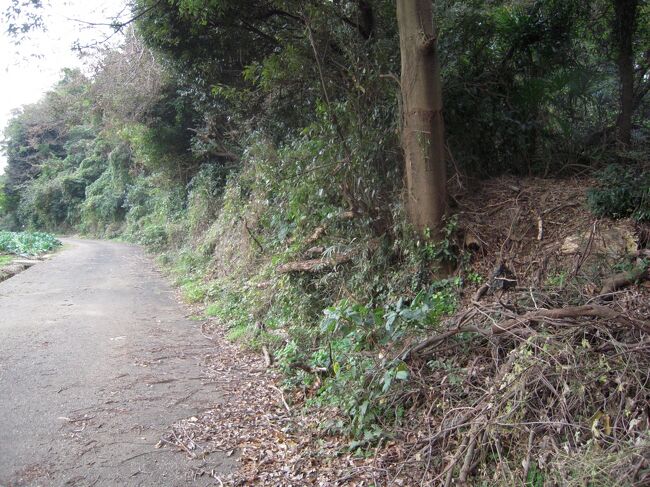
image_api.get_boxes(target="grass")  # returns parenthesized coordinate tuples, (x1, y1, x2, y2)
(180, 278, 208, 303)
(0, 255, 13, 266)
(226, 324, 249, 341)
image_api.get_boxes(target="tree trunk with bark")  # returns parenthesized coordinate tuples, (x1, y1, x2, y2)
(613, 0, 639, 150)
(396, 0, 446, 239)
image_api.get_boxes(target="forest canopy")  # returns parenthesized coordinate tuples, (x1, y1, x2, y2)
(2, 0, 648, 233)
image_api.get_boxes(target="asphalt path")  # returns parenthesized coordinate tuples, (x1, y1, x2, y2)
(0, 239, 233, 486)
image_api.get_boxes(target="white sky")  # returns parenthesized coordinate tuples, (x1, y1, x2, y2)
(0, 0, 128, 173)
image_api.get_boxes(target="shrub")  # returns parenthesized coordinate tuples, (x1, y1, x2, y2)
(587, 164, 650, 221)
(277, 278, 461, 440)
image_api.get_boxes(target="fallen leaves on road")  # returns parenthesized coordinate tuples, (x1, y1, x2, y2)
(158, 319, 389, 486)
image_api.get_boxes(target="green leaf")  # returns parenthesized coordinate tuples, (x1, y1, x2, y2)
(395, 362, 409, 381)
(395, 369, 409, 381)
(333, 362, 341, 376)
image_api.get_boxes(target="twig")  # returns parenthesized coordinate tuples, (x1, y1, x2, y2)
(569, 219, 597, 281)
(492, 304, 622, 335)
(244, 219, 264, 253)
(443, 434, 469, 487)
(173, 388, 202, 406)
(200, 322, 214, 341)
(262, 345, 274, 367)
(118, 450, 164, 465)
(401, 324, 489, 362)
(472, 282, 490, 302)
(458, 422, 480, 483)
(522, 428, 535, 482)
(270, 385, 291, 414)
(160, 435, 197, 459)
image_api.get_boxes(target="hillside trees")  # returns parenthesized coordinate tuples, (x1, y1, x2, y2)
(91, 28, 166, 125)
(133, 0, 403, 230)
(2, 69, 96, 229)
(3, 0, 648, 238)
(133, 0, 452, 234)
(0, 33, 192, 232)
(0, 176, 6, 216)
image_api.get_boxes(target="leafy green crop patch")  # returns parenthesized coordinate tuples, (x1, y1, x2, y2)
(0, 231, 62, 256)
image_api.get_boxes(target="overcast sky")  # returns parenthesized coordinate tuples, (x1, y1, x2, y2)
(0, 0, 128, 173)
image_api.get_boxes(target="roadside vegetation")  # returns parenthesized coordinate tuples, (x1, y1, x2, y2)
(1, 0, 649, 484)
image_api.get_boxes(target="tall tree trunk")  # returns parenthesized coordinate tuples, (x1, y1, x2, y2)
(396, 0, 446, 239)
(613, 0, 639, 149)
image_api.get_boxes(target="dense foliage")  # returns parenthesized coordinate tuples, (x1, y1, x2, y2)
(587, 163, 650, 221)
(1, 0, 649, 483)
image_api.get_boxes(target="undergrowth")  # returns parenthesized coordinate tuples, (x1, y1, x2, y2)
(587, 164, 650, 221)
(134, 156, 649, 485)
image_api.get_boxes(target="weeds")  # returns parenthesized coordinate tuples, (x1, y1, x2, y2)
(274, 279, 461, 441)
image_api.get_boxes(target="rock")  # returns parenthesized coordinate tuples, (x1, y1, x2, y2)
(463, 231, 482, 252)
(561, 221, 638, 258)
(11, 259, 40, 266)
(0, 263, 28, 282)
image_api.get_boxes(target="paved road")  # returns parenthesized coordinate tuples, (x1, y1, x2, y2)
(0, 239, 233, 486)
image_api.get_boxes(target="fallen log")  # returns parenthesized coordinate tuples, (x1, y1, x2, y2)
(11, 259, 40, 267)
(403, 304, 627, 361)
(304, 226, 326, 245)
(599, 265, 649, 296)
(303, 246, 325, 258)
(277, 238, 380, 274)
(302, 210, 356, 245)
(492, 304, 621, 335)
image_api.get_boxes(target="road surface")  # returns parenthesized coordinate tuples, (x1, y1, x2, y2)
(0, 239, 234, 486)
